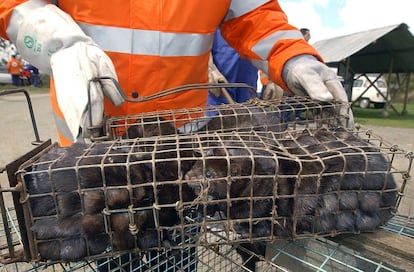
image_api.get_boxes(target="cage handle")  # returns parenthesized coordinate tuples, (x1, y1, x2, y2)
(89, 77, 256, 103)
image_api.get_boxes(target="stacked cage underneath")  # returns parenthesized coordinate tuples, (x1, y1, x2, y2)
(0, 97, 412, 271)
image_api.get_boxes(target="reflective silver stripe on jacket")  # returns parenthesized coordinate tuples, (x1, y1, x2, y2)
(225, 0, 270, 21)
(223, 0, 303, 74)
(78, 23, 214, 56)
(251, 30, 303, 74)
(251, 59, 268, 74)
(253, 30, 303, 59)
(53, 113, 75, 143)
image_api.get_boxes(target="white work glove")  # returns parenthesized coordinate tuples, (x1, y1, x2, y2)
(282, 55, 354, 127)
(262, 82, 284, 100)
(208, 55, 228, 97)
(6, 0, 125, 141)
(51, 43, 123, 140)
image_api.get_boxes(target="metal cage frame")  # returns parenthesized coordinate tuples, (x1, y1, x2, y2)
(0, 87, 413, 272)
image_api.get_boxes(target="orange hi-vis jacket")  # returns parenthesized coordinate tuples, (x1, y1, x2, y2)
(259, 70, 270, 86)
(6, 56, 22, 75)
(0, 0, 322, 146)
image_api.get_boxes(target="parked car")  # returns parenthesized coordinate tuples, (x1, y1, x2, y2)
(0, 65, 12, 85)
(351, 74, 389, 109)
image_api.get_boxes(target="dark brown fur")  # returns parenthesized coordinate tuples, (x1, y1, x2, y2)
(125, 117, 177, 138)
(184, 128, 398, 271)
(83, 190, 105, 214)
(198, 103, 287, 133)
(24, 139, 199, 262)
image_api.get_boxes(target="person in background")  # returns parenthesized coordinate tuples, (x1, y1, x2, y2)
(20, 65, 31, 85)
(6, 53, 22, 86)
(24, 63, 40, 87)
(300, 28, 311, 42)
(208, 28, 258, 105)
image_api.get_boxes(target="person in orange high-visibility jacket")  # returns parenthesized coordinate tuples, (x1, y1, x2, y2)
(0, 0, 353, 147)
(6, 53, 23, 86)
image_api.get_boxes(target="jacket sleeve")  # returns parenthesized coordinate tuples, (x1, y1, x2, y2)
(0, 0, 54, 39)
(221, 0, 323, 91)
(0, 0, 28, 39)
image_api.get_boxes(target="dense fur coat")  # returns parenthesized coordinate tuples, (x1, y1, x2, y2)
(184, 127, 398, 271)
(23, 126, 398, 265)
(24, 141, 198, 262)
(185, 127, 397, 237)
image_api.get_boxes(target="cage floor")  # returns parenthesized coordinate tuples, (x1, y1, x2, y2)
(0, 207, 412, 272)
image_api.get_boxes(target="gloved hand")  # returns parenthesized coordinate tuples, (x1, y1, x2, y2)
(7, 1, 125, 141)
(282, 54, 354, 127)
(208, 55, 228, 97)
(262, 82, 284, 100)
(51, 43, 123, 140)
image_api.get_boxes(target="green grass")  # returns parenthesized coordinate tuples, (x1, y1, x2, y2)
(0, 84, 50, 94)
(352, 102, 414, 129)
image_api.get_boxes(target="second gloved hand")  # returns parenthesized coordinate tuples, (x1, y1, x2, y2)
(208, 55, 228, 97)
(262, 82, 284, 100)
(283, 55, 354, 127)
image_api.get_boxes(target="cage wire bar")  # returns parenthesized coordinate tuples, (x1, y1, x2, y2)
(0, 207, 412, 271)
(0, 89, 413, 271)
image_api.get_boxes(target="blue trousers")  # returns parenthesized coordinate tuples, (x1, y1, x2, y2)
(11, 74, 21, 86)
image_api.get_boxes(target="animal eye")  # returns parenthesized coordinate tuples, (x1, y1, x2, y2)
(205, 170, 213, 178)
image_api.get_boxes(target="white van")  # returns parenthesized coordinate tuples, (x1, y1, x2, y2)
(351, 74, 389, 109)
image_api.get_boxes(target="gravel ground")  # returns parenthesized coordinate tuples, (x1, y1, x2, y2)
(363, 124, 413, 154)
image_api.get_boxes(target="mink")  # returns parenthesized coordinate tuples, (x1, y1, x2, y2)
(24, 139, 199, 262)
(196, 103, 287, 133)
(125, 116, 177, 138)
(184, 127, 398, 271)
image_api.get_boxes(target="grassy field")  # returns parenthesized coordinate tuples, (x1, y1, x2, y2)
(0, 84, 49, 94)
(352, 102, 414, 129)
(1, 84, 413, 129)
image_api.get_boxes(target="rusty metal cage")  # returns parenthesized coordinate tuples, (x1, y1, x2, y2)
(104, 96, 352, 139)
(0, 89, 413, 271)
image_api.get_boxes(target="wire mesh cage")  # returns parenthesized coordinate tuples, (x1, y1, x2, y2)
(104, 96, 352, 139)
(0, 95, 412, 271)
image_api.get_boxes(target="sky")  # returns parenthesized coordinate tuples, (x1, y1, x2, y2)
(280, 0, 414, 43)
